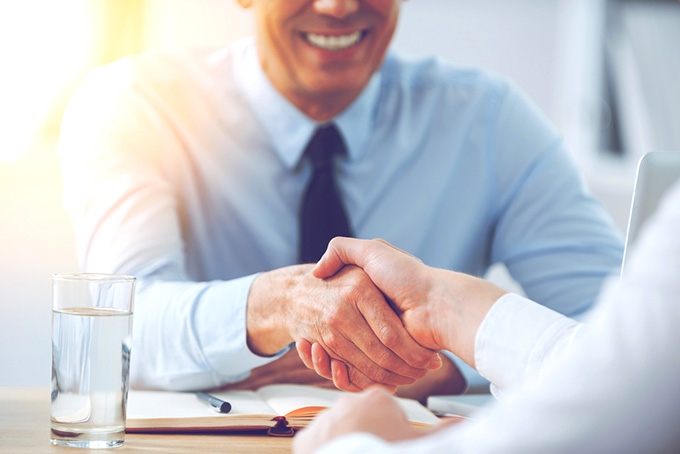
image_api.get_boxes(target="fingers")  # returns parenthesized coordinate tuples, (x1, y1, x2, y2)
(294, 340, 384, 392)
(300, 299, 419, 386)
(292, 387, 401, 454)
(307, 342, 400, 394)
(312, 236, 366, 279)
(310, 343, 384, 392)
(340, 268, 439, 374)
(294, 264, 437, 388)
(318, 324, 419, 386)
(355, 292, 442, 371)
(330, 358, 397, 393)
(330, 360, 364, 392)
(293, 386, 421, 454)
(295, 339, 315, 370)
(311, 341, 332, 380)
(313, 237, 420, 280)
(300, 339, 362, 389)
(374, 238, 422, 261)
(295, 276, 421, 386)
(312, 266, 438, 385)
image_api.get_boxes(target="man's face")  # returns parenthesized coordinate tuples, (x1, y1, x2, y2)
(241, 0, 400, 118)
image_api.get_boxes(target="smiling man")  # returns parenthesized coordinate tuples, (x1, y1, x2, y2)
(58, 0, 623, 400)
(244, 0, 398, 120)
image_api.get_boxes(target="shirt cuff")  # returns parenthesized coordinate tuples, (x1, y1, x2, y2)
(474, 293, 580, 397)
(195, 273, 289, 383)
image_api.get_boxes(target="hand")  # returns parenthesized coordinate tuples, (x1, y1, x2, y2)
(311, 238, 507, 368)
(292, 386, 421, 454)
(246, 264, 441, 392)
(297, 340, 466, 404)
(313, 238, 450, 352)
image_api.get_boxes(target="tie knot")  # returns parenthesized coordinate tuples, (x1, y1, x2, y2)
(305, 124, 346, 170)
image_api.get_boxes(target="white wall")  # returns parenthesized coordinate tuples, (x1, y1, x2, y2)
(395, 0, 562, 121)
(0, 0, 635, 386)
(0, 142, 79, 386)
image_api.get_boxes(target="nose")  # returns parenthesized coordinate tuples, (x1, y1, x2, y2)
(313, 0, 360, 18)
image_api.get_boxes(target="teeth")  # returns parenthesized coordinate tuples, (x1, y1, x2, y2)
(305, 31, 362, 51)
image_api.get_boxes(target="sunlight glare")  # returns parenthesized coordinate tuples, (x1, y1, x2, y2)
(0, 1, 89, 162)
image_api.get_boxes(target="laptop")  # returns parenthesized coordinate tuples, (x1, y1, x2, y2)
(622, 151, 680, 276)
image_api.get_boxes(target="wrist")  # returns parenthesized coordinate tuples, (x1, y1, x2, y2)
(432, 271, 506, 367)
(422, 267, 460, 352)
(246, 268, 300, 356)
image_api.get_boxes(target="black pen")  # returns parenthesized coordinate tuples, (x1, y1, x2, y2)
(196, 392, 232, 413)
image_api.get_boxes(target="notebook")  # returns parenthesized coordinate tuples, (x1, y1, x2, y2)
(622, 151, 680, 275)
(125, 384, 440, 436)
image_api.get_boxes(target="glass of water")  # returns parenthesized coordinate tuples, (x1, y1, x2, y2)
(51, 273, 135, 449)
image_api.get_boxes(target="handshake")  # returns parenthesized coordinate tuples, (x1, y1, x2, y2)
(246, 237, 506, 394)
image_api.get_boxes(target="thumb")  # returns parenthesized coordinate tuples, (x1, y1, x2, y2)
(312, 237, 366, 279)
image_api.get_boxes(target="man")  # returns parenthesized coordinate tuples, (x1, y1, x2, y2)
(58, 0, 623, 398)
(293, 180, 680, 453)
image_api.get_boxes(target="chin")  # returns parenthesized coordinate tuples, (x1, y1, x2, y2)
(304, 72, 372, 98)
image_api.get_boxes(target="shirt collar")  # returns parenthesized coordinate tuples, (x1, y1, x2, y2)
(235, 37, 381, 169)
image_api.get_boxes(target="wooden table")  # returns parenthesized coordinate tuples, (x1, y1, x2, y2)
(0, 388, 292, 453)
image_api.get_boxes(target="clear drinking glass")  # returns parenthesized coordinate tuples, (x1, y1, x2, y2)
(50, 273, 135, 448)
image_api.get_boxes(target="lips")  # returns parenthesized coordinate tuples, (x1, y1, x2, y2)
(303, 31, 365, 51)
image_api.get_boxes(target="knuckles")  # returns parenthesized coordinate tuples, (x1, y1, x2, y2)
(304, 266, 431, 387)
(322, 331, 343, 353)
(376, 324, 401, 351)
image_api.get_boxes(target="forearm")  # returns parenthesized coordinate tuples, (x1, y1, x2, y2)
(422, 267, 506, 368)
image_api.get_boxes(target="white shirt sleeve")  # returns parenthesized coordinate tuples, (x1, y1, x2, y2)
(57, 64, 286, 391)
(311, 181, 680, 453)
(475, 293, 582, 399)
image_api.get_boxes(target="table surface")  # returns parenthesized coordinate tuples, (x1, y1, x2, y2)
(0, 388, 292, 453)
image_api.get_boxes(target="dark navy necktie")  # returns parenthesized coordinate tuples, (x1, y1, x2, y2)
(299, 124, 353, 263)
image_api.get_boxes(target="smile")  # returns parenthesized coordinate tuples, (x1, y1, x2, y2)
(304, 31, 364, 51)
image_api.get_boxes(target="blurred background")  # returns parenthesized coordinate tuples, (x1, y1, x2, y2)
(1, 0, 678, 386)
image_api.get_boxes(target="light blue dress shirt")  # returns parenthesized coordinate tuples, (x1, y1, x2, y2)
(58, 38, 624, 391)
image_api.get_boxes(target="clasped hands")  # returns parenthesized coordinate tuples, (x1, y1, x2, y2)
(285, 237, 505, 453)
(247, 237, 503, 393)
(296, 239, 450, 392)
(246, 239, 443, 393)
